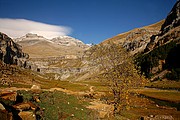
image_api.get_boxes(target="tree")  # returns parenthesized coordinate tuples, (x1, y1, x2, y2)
(88, 42, 144, 114)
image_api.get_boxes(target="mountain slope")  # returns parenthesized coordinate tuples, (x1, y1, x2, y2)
(14, 33, 89, 58)
(102, 20, 164, 54)
(135, 0, 180, 80)
(0, 32, 28, 65)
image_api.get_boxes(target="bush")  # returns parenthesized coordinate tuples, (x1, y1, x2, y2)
(166, 68, 180, 81)
(135, 41, 178, 78)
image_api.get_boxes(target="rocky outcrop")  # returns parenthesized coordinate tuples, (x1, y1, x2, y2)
(136, 1, 180, 79)
(0, 32, 28, 66)
(50, 36, 89, 49)
(161, 1, 180, 34)
(145, 1, 180, 52)
(123, 28, 160, 54)
(102, 20, 164, 55)
(0, 91, 40, 120)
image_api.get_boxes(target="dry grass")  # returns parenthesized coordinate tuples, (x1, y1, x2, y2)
(102, 20, 164, 44)
(138, 89, 180, 103)
(146, 80, 180, 90)
(19, 40, 85, 58)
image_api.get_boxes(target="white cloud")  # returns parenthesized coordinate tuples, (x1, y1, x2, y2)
(0, 18, 72, 39)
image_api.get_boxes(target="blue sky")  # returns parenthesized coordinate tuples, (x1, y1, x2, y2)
(0, 0, 177, 44)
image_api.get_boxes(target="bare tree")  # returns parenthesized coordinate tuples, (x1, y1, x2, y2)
(87, 42, 144, 114)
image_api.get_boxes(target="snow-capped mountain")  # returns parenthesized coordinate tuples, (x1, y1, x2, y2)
(13, 33, 90, 58)
(14, 33, 89, 48)
(14, 33, 47, 42)
(50, 36, 88, 48)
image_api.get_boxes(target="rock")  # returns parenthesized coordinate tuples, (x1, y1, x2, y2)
(31, 85, 41, 90)
(13, 103, 31, 111)
(13, 102, 37, 111)
(0, 110, 13, 120)
(142, 115, 174, 120)
(0, 32, 28, 66)
(18, 111, 36, 120)
(0, 103, 5, 110)
(0, 92, 17, 101)
(32, 96, 41, 103)
(161, 1, 180, 34)
(145, 1, 180, 52)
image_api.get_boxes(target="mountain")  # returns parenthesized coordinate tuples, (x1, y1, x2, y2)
(0, 32, 28, 66)
(14, 33, 90, 58)
(145, 1, 180, 52)
(100, 1, 180, 81)
(102, 20, 164, 54)
(135, 0, 180, 80)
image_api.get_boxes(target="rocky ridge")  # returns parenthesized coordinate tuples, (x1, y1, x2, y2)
(136, 0, 180, 79)
(102, 20, 164, 55)
(0, 32, 28, 66)
(14, 33, 89, 50)
(145, 1, 180, 52)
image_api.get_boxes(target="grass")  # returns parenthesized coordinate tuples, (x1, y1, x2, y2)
(17, 90, 96, 120)
(11, 83, 32, 88)
(80, 80, 110, 92)
(146, 80, 180, 90)
(140, 90, 180, 103)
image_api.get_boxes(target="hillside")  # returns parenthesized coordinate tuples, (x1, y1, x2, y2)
(0, 32, 28, 66)
(136, 1, 180, 80)
(102, 20, 164, 54)
(14, 33, 89, 58)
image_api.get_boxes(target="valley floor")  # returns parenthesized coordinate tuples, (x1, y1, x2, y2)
(1, 79, 180, 120)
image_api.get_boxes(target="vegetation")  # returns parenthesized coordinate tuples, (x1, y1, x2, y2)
(146, 80, 180, 90)
(87, 42, 145, 114)
(135, 40, 180, 79)
(17, 90, 96, 120)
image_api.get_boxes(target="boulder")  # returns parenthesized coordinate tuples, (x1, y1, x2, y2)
(13, 102, 37, 111)
(0, 92, 17, 101)
(0, 110, 13, 120)
(31, 85, 41, 90)
(141, 115, 174, 120)
(18, 111, 36, 120)
(0, 103, 5, 110)
(13, 103, 31, 111)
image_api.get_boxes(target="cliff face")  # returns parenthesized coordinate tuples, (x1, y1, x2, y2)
(0, 32, 28, 66)
(136, 1, 180, 80)
(145, 1, 180, 52)
(102, 20, 164, 55)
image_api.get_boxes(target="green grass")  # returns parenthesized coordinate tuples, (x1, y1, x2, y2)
(18, 90, 96, 120)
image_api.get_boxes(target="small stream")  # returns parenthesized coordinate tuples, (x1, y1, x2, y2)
(140, 94, 180, 111)
(145, 86, 180, 91)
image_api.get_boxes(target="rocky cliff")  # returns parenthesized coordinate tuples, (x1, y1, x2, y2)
(102, 20, 164, 55)
(136, 1, 180, 80)
(0, 32, 28, 66)
(145, 1, 180, 52)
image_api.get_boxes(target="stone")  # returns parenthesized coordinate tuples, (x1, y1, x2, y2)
(0, 92, 17, 101)
(0, 110, 13, 120)
(13, 103, 31, 111)
(142, 115, 174, 120)
(0, 32, 28, 65)
(18, 111, 36, 120)
(0, 103, 5, 110)
(31, 85, 41, 90)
